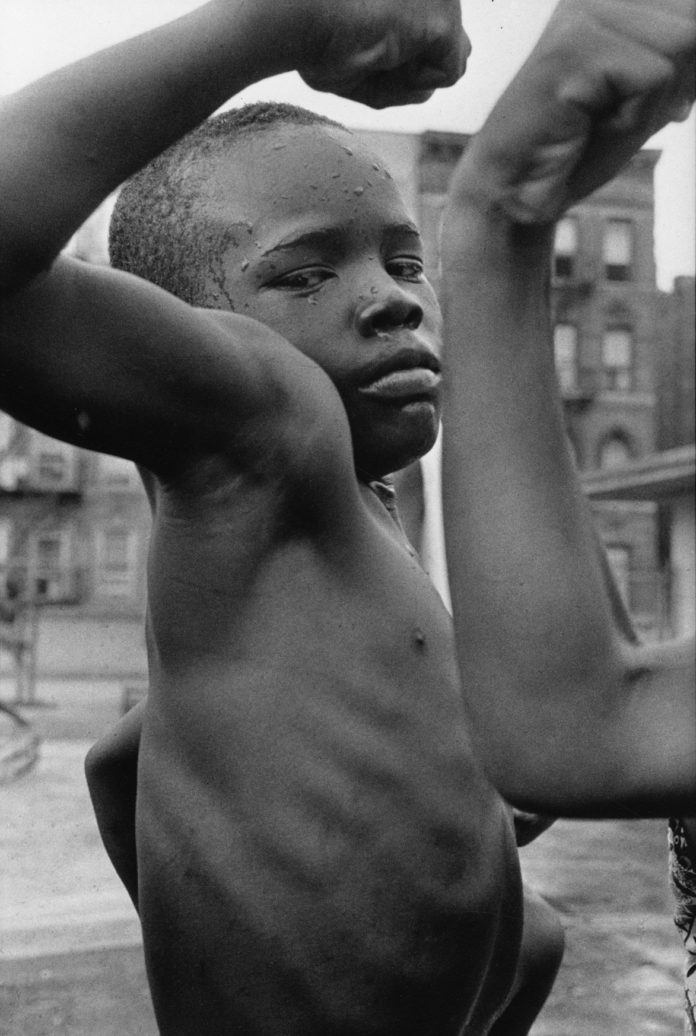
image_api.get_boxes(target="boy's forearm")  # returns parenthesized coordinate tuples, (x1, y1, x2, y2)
(0, 0, 298, 290)
(441, 198, 622, 766)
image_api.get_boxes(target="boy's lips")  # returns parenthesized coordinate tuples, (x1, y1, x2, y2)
(358, 347, 442, 401)
(358, 367, 442, 399)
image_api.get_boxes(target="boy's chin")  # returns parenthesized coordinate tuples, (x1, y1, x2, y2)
(355, 407, 440, 479)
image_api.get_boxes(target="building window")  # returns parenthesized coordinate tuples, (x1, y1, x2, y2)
(37, 451, 69, 485)
(603, 219, 633, 281)
(553, 217, 578, 278)
(554, 323, 579, 392)
(601, 327, 633, 392)
(96, 527, 138, 598)
(604, 543, 631, 608)
(31, 529, 74, 601)
(31, 433, 77, 490)
(598, 433, 633, 469)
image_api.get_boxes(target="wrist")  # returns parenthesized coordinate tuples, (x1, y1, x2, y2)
(441, 173, 553, 280)
(201, 0, 307, 81)
(218, 0, 320, 78)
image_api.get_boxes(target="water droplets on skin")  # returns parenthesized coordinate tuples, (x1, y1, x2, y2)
(240, 260, 249, 272)
(354, 187, 364, 197)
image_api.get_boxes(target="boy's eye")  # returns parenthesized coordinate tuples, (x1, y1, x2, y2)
(271, 267, 335, 292)
(388, 257, 425, 282)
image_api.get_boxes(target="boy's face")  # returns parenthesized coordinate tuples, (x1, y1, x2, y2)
(199, 124, 443, 479)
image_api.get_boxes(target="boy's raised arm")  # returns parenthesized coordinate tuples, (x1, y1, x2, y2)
(0, 0, 468, 290)
(0, 0, 467, 473)
(441, 0, 695, 819)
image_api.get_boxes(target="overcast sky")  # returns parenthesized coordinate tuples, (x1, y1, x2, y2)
(2, 0, 693, 289)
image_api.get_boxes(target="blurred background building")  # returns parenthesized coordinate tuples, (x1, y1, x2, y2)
(0, 130, 693, 689)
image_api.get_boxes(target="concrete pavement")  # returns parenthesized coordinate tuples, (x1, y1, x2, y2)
(1, 741, 140, 961)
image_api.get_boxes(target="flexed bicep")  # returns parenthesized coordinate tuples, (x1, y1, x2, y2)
(0, 255, 298, 478)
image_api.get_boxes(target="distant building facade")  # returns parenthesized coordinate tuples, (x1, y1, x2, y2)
(550, 149, 666, 636)
(656, 274, 695, 451)
(0, 131, 692, 679)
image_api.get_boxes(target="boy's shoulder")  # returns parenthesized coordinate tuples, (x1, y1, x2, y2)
(152, 307, 362, 525)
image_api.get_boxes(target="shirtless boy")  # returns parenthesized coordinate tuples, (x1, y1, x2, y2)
(1, 0, 689, 1032)
(0, 3, 538, 1032)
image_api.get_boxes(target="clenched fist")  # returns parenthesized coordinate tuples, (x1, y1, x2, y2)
(288, 0, 470, 107)
(449, 0, 695, 224)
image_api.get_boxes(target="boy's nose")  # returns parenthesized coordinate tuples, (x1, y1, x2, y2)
(355, 288, 423, 337)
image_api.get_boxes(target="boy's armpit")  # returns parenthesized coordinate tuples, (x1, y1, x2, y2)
(0, 256, 336, 482)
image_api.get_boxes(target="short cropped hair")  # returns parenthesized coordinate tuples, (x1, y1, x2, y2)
(109, 103, 346, 305)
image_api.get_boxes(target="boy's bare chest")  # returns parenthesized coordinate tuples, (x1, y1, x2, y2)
(141, 491, 521, 1033)
(146, 481, 481, 815)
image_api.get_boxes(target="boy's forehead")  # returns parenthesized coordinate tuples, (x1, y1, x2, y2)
(200, 123, 411, 232)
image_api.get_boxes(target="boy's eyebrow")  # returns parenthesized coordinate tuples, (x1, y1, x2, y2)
(261, 221, 422, 258)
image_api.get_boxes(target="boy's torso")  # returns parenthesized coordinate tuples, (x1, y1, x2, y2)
(136, 446, 521, 1034)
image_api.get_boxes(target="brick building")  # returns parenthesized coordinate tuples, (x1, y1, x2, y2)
(656, 274, 695, 451)
(0, 129, 691, 680)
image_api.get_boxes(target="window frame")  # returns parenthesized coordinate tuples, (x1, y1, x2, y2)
(601, 326, 634, 393)
(603, 218, 633, 282)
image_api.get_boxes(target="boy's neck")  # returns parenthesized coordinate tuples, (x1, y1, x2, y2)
(361, 479, 418, 560)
